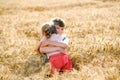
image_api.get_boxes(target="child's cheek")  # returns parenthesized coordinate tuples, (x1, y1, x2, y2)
(57, 30, 60, 34)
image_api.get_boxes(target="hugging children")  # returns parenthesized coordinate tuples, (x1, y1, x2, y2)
(35, 18, 72, 75)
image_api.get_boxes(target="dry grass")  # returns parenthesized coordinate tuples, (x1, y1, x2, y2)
(0, 0, 120, 80)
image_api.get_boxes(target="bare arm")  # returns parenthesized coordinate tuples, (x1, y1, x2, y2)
(34, 37, 46, 52)
(41, 40, 68, 49)
(34, 41, 41, 52)
(40, 46, 65, 53)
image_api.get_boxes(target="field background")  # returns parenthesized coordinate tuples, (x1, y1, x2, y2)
(0, 0, 120, 80)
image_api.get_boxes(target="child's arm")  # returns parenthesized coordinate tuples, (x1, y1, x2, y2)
(41, 40, 68, 49)
(34, 40, 66, 53)
(40, 46, 65, 53)
(34, 37, 46, 52)
(34, 41, 41, 52)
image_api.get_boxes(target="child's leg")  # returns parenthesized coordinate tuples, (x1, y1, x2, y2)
(61, 54, 72, 72)
(48, 54, 63, 74)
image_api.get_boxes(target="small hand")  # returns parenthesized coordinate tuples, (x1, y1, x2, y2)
(41, 40, 50, 47)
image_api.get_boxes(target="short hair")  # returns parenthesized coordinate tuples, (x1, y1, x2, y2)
(51, 25, 57, 34)
(52, 18, 65, 27)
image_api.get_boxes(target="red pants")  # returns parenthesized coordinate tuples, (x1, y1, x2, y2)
(49, 53, 72, 74)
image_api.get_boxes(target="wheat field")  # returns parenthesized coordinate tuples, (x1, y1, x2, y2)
(0, 0, 120, 80)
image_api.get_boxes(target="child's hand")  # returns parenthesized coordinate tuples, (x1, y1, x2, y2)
(34, 41, 42, 52)
(34, 46, 39, 52)
(34, 49, 39, 55)
(40, 40, 49, 47)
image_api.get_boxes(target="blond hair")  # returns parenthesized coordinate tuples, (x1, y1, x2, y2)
(41, 23, 52, 39)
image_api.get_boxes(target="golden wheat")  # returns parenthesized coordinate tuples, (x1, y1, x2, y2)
(0, 0, 120, 80)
